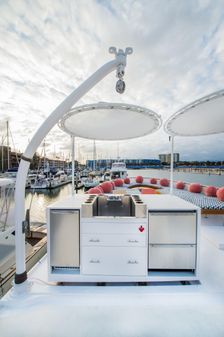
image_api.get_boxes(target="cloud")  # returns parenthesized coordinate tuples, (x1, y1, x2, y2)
(0, 0, 224, 161)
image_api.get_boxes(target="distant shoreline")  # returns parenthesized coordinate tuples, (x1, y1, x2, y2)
(130, 167, 224, 176)
(173, 168, 224, 175)
(128, 167, 224, 176)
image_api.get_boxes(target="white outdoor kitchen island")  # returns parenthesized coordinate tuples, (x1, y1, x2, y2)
(47, 194, 200, 283)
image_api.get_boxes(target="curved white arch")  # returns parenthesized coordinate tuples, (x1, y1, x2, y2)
(14, 48, 132, 284)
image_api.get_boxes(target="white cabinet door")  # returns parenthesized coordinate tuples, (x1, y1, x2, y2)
(149, 244, 196, 269)
(148, 212, 196, 244)
(81, 233, 146, 247)
(82, 247, 147, 276)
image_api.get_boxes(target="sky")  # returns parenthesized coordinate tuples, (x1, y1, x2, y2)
(0, 0, 224, 162)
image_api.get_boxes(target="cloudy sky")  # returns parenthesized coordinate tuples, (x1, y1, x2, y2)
(0, 0, 224, 162)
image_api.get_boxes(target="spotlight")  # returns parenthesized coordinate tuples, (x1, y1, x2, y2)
(116, 79, 125, 94)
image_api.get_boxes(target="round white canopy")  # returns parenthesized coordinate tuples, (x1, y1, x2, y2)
(58, 102, 161, 140)
(165, 90, 224, 136)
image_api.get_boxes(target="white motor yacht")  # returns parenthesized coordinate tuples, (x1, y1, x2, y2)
(30, 171, 71, 190)
(4, 170, 31, 188)
(110, 161, 128, 179)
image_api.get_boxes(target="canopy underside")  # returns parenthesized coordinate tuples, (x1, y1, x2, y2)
(58, 102, 161, 140)
(165, 90, 224, 136)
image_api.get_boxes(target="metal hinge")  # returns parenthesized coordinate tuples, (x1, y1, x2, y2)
(22, 220, 29, 234)
(22, 209, 30, 235)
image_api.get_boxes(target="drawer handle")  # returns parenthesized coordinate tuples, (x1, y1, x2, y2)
(90, 259, 100, 264)
(127, 260, 138, 264)
(128, 239, 139, 243)
(150, 244, 195, 248)
(89, 239, 100, 243)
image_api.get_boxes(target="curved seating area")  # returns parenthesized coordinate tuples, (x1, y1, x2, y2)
(160, 186, 224, 213)
(127, 176, 224, 212)
(88, 175, 224, 213)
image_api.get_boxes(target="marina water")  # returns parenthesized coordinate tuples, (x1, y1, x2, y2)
(128, 169, 224, 187)
(26, 169, 224, 224)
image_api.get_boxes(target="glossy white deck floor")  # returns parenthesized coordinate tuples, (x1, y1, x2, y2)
(1, 215, 224, 337)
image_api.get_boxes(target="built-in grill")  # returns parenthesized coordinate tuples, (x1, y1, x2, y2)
(82, 194, 146, 218)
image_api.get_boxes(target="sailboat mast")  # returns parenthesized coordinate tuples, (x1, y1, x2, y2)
(43, 139, 46, 169)
(6, 121, 10, 170)
(1, 136, 4, 172)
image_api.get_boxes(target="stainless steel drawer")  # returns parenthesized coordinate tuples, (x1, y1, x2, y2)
(149, 244, 196, 269)
(148, 212, 196, 244)
(81, 246, 147, 276)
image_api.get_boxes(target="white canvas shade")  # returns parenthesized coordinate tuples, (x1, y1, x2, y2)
(58, 102, 161, 140)
(164, 89, 224, 194)
(165, 90, 224, 136)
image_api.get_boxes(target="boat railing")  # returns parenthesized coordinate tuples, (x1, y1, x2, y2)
(0, 180, 15, 231)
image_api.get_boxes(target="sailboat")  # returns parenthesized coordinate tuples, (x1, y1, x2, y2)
(1, 121, 31, 187)
(83, 140, 100, 189)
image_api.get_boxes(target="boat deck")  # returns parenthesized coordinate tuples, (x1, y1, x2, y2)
(127, 180, 224, 213)
(1, 215, 224, 337)
(161, 187, 224, 213)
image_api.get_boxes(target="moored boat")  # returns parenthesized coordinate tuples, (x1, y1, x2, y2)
(4, 169, 31, 188)
(110, 161, 128, 179)
(83, 176, 100, 190)
(30, 171, 71, 190)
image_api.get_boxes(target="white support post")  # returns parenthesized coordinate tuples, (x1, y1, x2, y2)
(14, 47, 133, 285)
(93, 140, 96, 171)
(170, 136, 174, 194)
(71, 136, 75, 195)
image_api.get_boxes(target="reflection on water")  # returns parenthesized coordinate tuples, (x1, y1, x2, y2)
(26, 184, 84, 224)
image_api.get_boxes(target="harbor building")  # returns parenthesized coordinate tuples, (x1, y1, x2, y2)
(0, 146, 21, 171)
(0, 145, 69, 172)
(86, 158, 161, 171)
(0, 145, 11, 171)
(159, 153, 180, 164)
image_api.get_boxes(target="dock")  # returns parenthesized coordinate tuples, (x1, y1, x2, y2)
(0, 224, 47, 298)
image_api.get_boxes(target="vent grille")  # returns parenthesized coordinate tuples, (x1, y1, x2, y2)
(52, 266, 79, 270)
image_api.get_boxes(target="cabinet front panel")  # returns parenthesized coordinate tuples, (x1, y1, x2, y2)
(82, 246, 147, 276)
(81, 233, 146, 247)
(149, 244, 196, 269)
(149, 212, 196, 244)
(50, 210, 80, 267)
